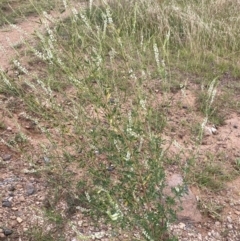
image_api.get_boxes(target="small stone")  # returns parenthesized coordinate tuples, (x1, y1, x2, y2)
(29, 177, 35, 182)
(10, 221, 17, 228)
(233, 124, 238, 129)
(2, 200, 12, 208)
(8, 186, 15, 192)
(201, 140, 208, 145)
(18, 196, 25, 202)
(109, 98, 115, 104)
(89, 226, 94, 231)
(16, 184, 22, 189)
(7, 127, 12, 131)
(227, 216, 232, 223)
(211, 127, 217, 134)
(38, 196, 45, 201)
(197, 233, 202, 240)
(25, 183, 36, 195)
(227, 224, 233, 229)
(43, 198, 51, 208)
(2, 154, 12, 161)
(16, 217, 23, 223)
(204, 127, 212, 136)
(178, 222, 186, 229)
(9, 192, 14, 197)
(213, 232, 221, 239)
(23, 227, 28, 232)
(215, 221, 221, 226)
(11, 207, 18, 211)
(3, 228, 13, 236)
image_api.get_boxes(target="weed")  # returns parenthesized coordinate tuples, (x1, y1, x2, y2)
(0, 0, 56, 26)
(1, 0, 240, 240)
(198, 198, 224, 220)
(193, 162, 233, 192)
(26, 227, 56, 241)
(234, 158, 240, 171)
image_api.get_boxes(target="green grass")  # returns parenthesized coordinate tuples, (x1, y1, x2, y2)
(194, 163, 231, 191)
(1, 0, 240, 240)
(0, 0, 58, 26)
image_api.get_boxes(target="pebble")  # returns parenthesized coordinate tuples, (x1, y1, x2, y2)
(227, 216, 232, 223)
(7, 127, 12, 131)
(9, 192, 14, 197)
(204, 127, 213, 136)
(211, 127, 217, 134)
(3, 228, 13, 236)
(29, 177, 35, 182)
(2, 154, 12, 161)
(16, 184, 22, 189)
(25, 183, 36, 195)
(18, 196, 25, 202)
(43, 156, 51, 164)
(227, 224, 233, 229)
(17, 217, 23, 223)
(2, 200, 12, 207)
(10, 220, 17, 228)
(8, 186, 15, 191)
(215, 221, 221, 226)
(178, 222, 186, 230)
(213, 232, 221, 239)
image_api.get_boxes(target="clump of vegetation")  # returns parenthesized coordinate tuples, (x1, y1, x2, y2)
(1, 0, 240, 240)
(0, 0, 56, 26)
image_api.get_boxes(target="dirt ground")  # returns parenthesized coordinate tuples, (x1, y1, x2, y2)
(0, 3, 240, 241)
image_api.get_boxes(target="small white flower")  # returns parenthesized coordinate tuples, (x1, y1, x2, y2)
(85, 191, 91, 202)
(13, 60, 29, 75)
(201, 117, 208, 131)
(89, 0, 93, 12)
(72, 7, 78, 22)
(140, 99, 146, 110)
(80, 11, 91, 29)
(153, 43, 160, 68)
(106, 7, 113, 24)
(0, 71, 12, 88)
(124, 151, 131, 161)
(62, 0, 67, 9)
